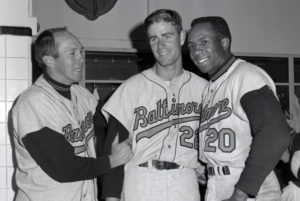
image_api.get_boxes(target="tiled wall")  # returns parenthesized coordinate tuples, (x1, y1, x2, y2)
(0, 35, 32, 201)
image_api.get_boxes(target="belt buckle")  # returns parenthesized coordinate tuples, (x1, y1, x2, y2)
(155, 161, 165, 170)
(152, 160, 179, 170)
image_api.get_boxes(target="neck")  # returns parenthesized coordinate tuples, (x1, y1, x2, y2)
(43, 73, 72, 100)
(209, 54, 236, 81)
(153, 62, 183, 81)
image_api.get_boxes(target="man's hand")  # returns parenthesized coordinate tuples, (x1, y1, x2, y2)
(109, 135, 133, 168)
(222, 188, 248, 201)
(195, 164, 206, 185)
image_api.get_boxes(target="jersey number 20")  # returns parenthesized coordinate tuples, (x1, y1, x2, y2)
(204, 128, 236, 153)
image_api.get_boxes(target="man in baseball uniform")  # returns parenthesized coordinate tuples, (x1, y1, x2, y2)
(11, 27, 132, 201)
(101, 9, 208, 201)
(187, 16, 291, 201)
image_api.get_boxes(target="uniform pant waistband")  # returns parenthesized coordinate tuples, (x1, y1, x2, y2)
(138, 160, 181, 170)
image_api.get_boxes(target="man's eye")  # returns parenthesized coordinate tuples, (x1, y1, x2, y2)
(201, 40, 208, 45)
(164, 35, 170, 39)
(149, 37, 157, 43)
(188, 44, 195, 51)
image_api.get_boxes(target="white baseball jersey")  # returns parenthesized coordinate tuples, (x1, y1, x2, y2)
(12, 75, 98, 201)
(199, 58, 281, 201)
(281, 181, 300, 201)
(281, 139, 300, 201)
(102, 68, 207, 201)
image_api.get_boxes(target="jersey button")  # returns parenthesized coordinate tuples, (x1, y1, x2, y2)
(168, 145, 171, 148)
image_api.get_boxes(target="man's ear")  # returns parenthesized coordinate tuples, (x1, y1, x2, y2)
(180, 30, 186, 46)
(42, 56, 55, 68)
(221, 37, 230, 50)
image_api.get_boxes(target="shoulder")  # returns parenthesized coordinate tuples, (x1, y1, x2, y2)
(72, 84, 94, 97)
(232, 59, 269, 78)
(184, 70, 208, 89)
(189, 71, 208, 83)
(12, 84, 55, 123)
(116, 69, 152, 92)
(14, 84, 50, 108)
(227, 59, 276, 96)
(230, 59, 274, 86)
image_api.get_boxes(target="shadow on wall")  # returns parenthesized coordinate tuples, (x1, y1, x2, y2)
(32, 43, 43, 83)
(7, 98, 20, 201)
(129, 21, 155, 71)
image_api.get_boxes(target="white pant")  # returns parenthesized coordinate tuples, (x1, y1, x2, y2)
(121, 166, 200, 201)
(205, 168, 280, 201)
(281, 181, 300, 201)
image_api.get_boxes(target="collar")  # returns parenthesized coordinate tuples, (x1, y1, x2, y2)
(210, 54, 237, 82)
(43, 73, 71, 100)
(43, 73, 71, 91)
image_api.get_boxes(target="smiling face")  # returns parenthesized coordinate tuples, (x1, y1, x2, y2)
(188, 22, 229, 76)
(147, 21, 185, 69)
(46, 31, 85, 85)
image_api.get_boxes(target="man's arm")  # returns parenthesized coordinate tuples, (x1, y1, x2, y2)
(23, 127, 132, 183)
(101, 116, 130, 199)
(231, 85, 290, 198)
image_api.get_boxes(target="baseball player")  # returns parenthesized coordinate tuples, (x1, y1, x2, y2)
(11, 27, 132, 201)
(187, 16, 291, 201)
(101, 9, 208, 201)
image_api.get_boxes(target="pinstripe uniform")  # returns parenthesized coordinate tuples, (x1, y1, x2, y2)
(12, 75, 98, 201)
(199, 58, 281, 201)
(102, 68, 207, 201)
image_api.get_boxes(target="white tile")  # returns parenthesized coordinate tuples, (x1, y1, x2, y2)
(7, 188, 15, 201)
(6, 102, 13, 123)
(0, 189, 7, 201)
(0, 58, 5, 79)
(28, 61, 32, 85)
(6, 58, 29, 79)
(0, 36, 5, 58)
(0, 167, 6, 188)
(0, 146, 5, 167)
(6, 80, 29, 101)
(0, 102, 5, 122)
(6, 145, 13, 167)
(6, 167, 15, 189)
(6, 123, 11, 145)
(0, 123, 5, 145)
(6, 36, 30, 58)
(0, 80, 5, 101)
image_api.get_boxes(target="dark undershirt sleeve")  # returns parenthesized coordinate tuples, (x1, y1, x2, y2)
(236, 85, 291, 196)
(101, 116, 129, 199)
(23, 127, 111, 183)
(93, 100, 108, 156)
(94, 99, 108, 128)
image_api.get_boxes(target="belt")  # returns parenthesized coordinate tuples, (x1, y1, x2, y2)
(207, 166, 230, 176)
(139, 160, 180, 170)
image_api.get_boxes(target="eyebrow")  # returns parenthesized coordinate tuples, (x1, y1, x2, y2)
(162, 32, 174, 36)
